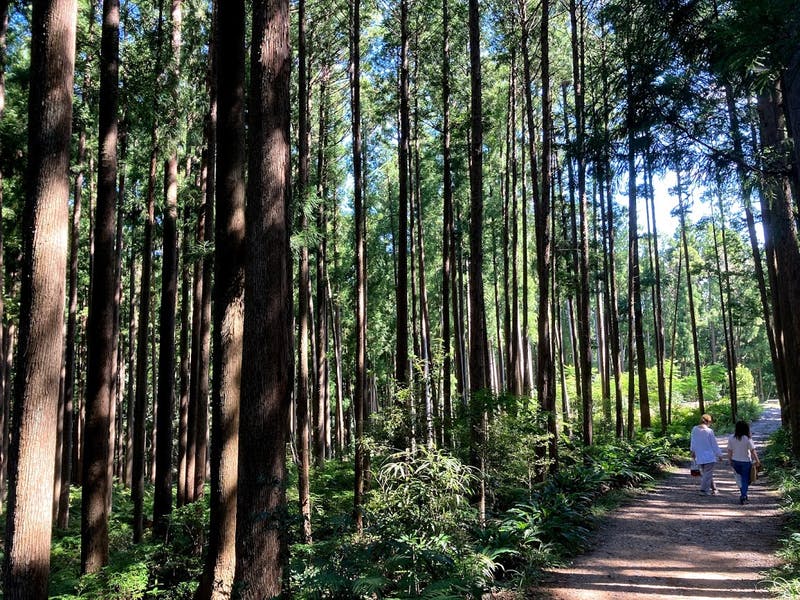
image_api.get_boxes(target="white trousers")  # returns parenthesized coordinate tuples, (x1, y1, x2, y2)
(699, 462, 716, 492)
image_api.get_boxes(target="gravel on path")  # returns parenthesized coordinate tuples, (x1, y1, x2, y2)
(526, 401, 786, 600)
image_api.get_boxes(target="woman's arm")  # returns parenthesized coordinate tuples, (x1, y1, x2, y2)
(749, 439, 760, 464)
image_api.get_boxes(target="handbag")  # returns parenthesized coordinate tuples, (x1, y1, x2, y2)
(750, 462, 760, 483)
(690, 460, 700, 477)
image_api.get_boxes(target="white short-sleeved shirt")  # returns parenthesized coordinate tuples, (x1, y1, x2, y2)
(728, 435, 755, 462)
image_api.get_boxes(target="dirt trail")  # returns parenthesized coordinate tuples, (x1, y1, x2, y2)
(532, 401, 786, 599)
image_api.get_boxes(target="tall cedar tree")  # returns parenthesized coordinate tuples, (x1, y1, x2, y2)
(440, 0, 454, 447)
(177, 204, 191, 507)
(296, 0, 312, 542)
(625, 58, 650, 429)
(757, 87, 800, 457)
(233, 0, 292, 594)
(645, 159, 668, 431)
(313, 73, 330, 465)
(536, 0, 558, 465)
(194, 0, 215, 505)
(195, 1, 245, 596)
(396, 0, 410, 401)
(58, 126, 85, 528)
(0, 0, 7, 511)
(3, 0, 76, 595)
(570, 0, 593, 445)
(677, 168, 705, 414)
(133, 0, 165, 542)
(82, 0, 120, 572)
(57, 5, 94, 523)
(468, 0, 489, 522)
(351, 0, 367, 532)
(153, 0, 182, 539)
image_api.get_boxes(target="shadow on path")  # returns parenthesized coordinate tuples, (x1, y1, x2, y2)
(525, 401, 785, 600)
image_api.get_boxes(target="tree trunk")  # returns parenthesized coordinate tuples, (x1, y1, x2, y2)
(711, 206, 737, 421)
(58, 124, 86, 529)
(667, 246, 683, 422)
(1, 322, 15, 506)
(296, 0, 312, 542)
(331, 290, 345, 455)
(626, 84, 651, 429)
(186, 241, 200, 502)
(396, 0, 410, 419)
(626, 68, 650, 429)
(410, 44, 435, 446)
(314, 73, 330, 465)
(195, 1, 244, 596)
(757, 87, 800, 457)
(350, 0, 367, 532)
(492, 217, 504, 393)
(528, 0, 557, 467)
(150, 304, 158, 485)
(594, 180, 611, 424)
(441, 0, 454, 445)
(133, 0, 164, 543)
(644, 157, 667, 432)
(233, 0, 291, 594)
(727, 86, 786, 416)
(468, 0, 489, 521)
(81, 0, 119, 573)
(510, 56, 522, 399)
(559, 97, 582, 410)
(3, 0, 76, 594)
(153, 153, 178, 538)
(503, 78, 513, 394)
(152, 0, 182, 539)
(781, 48, 800, 194)
(124, 247, 137, 488)
(177, 204, 191, 507)
(194, 118, 214, 504)
(569, 0, 593, 445)
(111, 119, 128, 490)
(677, 168, 705, 415)
(0, 5, 7, 507)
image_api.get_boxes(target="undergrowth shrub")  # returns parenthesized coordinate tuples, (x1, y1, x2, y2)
(763, 427, 800, 598)
(47, 484, 206, 599)
(291, 446, 498, 599)
(483, 434, 674, 583)
(485, 407, 552, 509)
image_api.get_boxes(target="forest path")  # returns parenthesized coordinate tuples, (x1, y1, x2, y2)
(531, 400, 785, 599)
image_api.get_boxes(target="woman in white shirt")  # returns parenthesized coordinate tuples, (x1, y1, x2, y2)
(727, 420, 761, 505)
(690, 414, 723, 495)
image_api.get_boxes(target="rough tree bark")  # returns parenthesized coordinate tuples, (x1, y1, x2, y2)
(468, 0, 490, 522)
(350, 0, 367, 532)
(81, 0, 119, 572)
(194, 1, 244, 596)
(396, 0, 410, 426)
(233, 0, 292, 594)
(296, 0, 312, 542)
(3, 0, 76, 594)
(133, 0, 164, 542)
(441, 0, 454, 446)
(677, 167, 705, 415)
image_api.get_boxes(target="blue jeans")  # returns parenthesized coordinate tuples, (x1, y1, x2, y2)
(732, 460, 752, 499)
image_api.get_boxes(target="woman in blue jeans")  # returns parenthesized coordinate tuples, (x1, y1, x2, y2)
(727, 420, 761, 505)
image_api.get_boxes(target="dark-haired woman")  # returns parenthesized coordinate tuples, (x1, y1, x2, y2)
(727, 420, 760, 505)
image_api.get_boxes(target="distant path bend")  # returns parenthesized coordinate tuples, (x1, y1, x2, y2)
(532, 400, 785, 599)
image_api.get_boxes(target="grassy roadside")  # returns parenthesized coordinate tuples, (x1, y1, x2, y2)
(763, 427, 800, 598)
